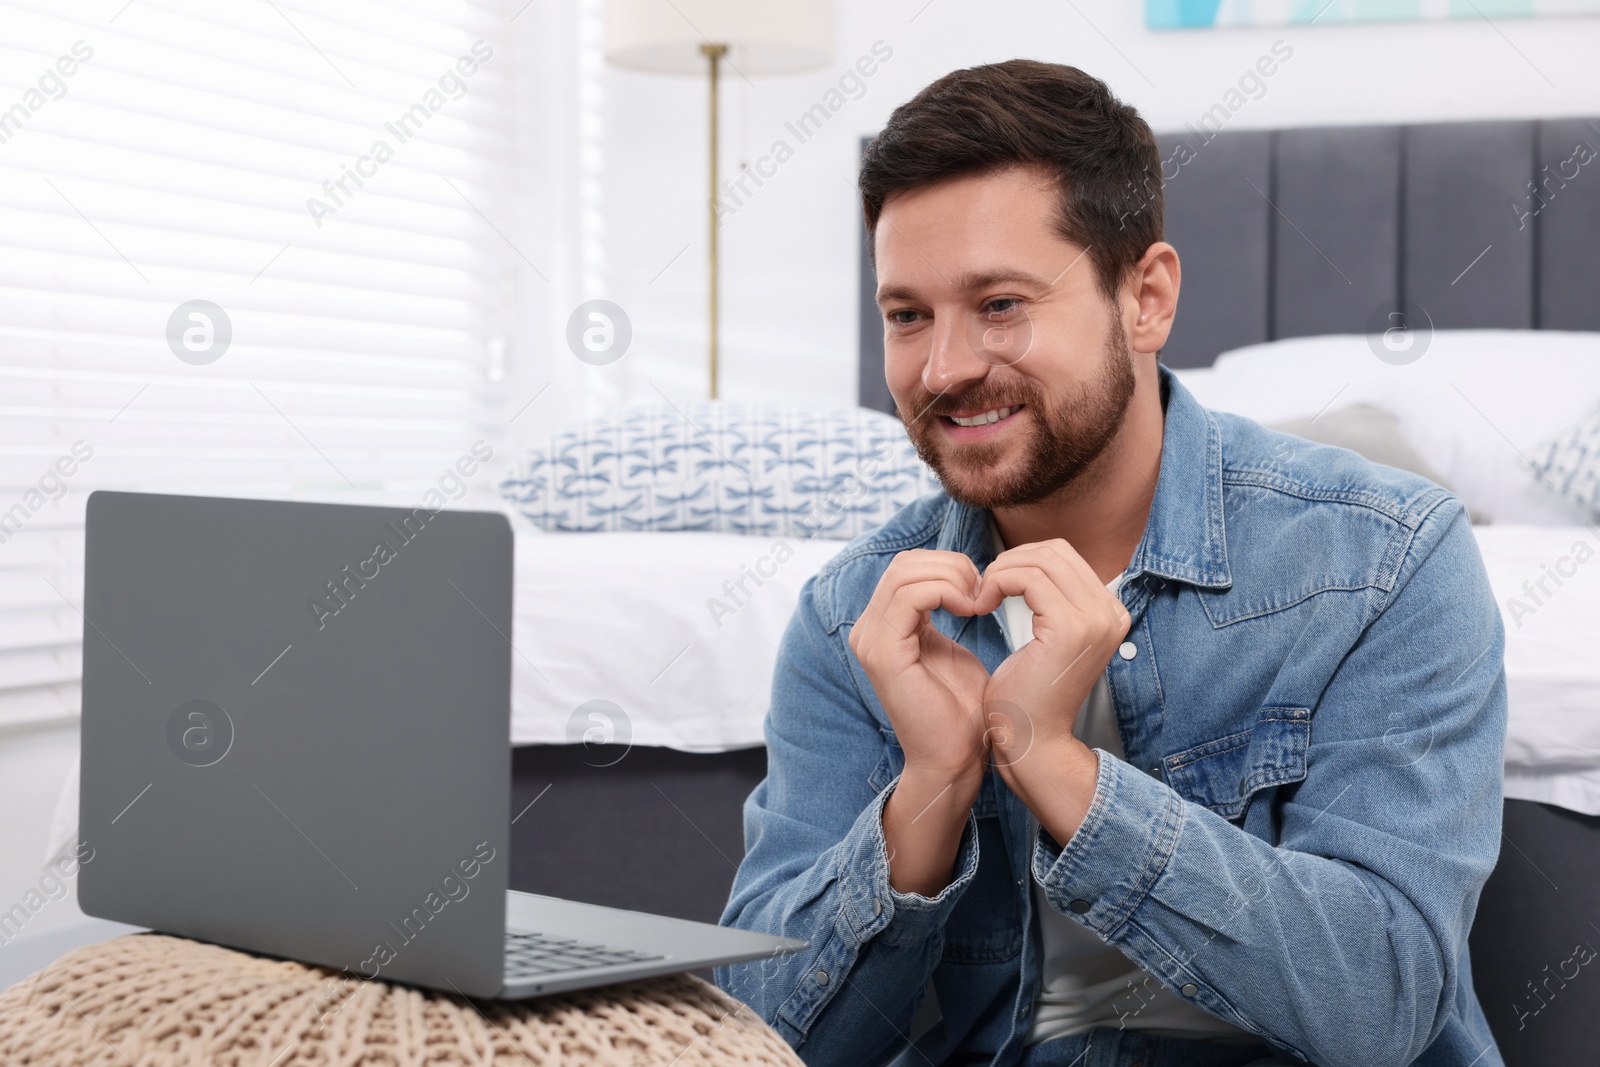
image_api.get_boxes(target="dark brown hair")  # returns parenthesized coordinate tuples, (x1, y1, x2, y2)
(859, 59, 1162, 307)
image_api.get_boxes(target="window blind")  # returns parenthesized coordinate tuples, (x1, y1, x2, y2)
(0, 0, 516, 730)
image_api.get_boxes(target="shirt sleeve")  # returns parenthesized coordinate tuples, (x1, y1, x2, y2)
(715, 572, 981, 1066)
(1031, 496, 1506, 1067)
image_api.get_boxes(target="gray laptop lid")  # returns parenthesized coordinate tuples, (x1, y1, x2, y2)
(78, 490, 513, 997)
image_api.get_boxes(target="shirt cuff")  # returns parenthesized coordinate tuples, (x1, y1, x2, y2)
(836, 772, 981, 950)
(1031, 748, 1185, 937)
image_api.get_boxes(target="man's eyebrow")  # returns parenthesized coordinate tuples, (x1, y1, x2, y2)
(876, 267, 1057, 307)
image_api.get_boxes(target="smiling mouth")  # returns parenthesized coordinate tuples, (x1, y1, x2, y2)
(942, 404, 1023, 427)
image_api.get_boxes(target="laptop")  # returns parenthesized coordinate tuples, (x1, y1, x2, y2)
(77, 489, 804, 998)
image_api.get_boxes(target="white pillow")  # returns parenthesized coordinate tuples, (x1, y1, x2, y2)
(1172, 331, 1600, 525)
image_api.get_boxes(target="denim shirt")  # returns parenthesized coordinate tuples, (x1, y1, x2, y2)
(716, 364, 1507, 1067)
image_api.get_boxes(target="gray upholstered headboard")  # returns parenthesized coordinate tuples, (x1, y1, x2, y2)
(858, 117, 1600, 412)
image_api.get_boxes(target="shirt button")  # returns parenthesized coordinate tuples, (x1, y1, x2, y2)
(1118, 641, 1138, 660)
(1181, 982, 1198, 997)
(816, 969, 830, 986)
(872, 898, 881, 916)
(1068, 898, 1091, 914)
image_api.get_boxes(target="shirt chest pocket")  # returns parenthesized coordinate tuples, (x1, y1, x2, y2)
(1161, 706, 1311, 821)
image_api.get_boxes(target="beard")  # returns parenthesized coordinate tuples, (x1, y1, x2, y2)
(897, 315, 1138, 511)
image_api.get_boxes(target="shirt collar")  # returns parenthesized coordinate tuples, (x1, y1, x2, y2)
(939, 362, 1232, 592)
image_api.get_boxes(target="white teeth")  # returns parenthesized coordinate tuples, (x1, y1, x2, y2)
(950, 405, 1015, 427)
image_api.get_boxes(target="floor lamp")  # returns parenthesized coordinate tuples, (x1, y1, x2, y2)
(604, 0, 832, 399)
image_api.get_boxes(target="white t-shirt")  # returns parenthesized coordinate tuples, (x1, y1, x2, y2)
(987, 523, 1262, 1046)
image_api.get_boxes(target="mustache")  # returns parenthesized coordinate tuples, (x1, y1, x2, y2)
(904, 381, 1042, 421)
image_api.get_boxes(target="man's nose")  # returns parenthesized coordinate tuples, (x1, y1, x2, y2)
(922, 313, 990, 397)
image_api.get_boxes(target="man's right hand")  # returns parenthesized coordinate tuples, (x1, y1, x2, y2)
(847, 549, 992, 896)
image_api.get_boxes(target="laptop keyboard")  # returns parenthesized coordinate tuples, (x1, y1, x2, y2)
(504, 930, 666, 978)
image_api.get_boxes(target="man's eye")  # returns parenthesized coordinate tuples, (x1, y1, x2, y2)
(886, 309, 920, 326)
(982, 298, 1022, 317)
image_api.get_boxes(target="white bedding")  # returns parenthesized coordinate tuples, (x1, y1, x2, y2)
(1474, 525, 1600, 816)
(509, 529, 846, 751)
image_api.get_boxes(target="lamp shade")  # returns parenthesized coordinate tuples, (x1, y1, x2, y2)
(604, 0, 833, 75)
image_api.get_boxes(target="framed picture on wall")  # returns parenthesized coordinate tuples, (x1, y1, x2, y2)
(1148, 0, 1600, 29)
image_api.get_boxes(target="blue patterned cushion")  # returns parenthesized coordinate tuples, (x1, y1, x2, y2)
(499, 403, 942, 537)
(1528, 403, 1600, 518)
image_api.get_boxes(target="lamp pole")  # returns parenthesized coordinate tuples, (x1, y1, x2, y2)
(702, 42, 726, 400)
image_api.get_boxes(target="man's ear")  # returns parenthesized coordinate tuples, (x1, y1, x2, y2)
(1126, 242, 1180, 355)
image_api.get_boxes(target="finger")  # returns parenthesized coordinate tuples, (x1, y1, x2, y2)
(865, 577, 981, 649)
(980, 541, 1124, 625)
(861, 554, 984, 637)
(1030, 538, 1106, 597)
(972, 564, 1075, 625)
(992, 539, 1102, 597)
(878, 551, 984, 601)
(975, 550, 1098, 620)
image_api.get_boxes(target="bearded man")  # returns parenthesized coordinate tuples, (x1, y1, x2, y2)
(715, 59, 1506, 1067)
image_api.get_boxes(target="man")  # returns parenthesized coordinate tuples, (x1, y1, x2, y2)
(716, 59, 1506, 1067)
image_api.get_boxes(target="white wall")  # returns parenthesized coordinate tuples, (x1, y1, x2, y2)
(549, 1, 1600, 417)
(0, 725, 79, 936)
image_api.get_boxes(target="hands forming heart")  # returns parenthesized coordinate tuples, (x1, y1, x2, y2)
(849, 542, 1131, 895)
(849, 544, 1131, 825)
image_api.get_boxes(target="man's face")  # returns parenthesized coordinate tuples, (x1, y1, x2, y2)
(875, 165, 1137, 511)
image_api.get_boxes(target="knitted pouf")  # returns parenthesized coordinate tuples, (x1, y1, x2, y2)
(0, 932, 803, 1066)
